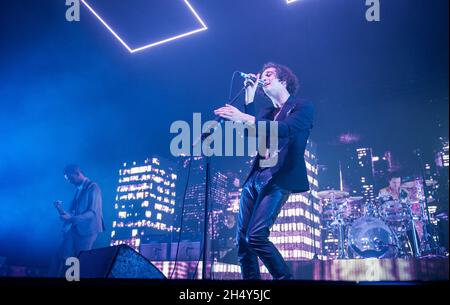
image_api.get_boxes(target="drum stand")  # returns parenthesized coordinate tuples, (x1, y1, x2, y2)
(418, 198, 437, 255)
(406, 204, 421, 257)
(330, 209, 347, 259)
(320, 191, 350, 259)
(337, 219, 346, 259)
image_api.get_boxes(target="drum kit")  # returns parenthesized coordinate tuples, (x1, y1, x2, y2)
(318, 180, 438, 259)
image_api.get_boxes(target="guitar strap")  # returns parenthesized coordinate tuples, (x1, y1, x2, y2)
(69, 181, 95, 214)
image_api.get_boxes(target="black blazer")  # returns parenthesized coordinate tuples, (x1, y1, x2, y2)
(243, 96, 314, 193)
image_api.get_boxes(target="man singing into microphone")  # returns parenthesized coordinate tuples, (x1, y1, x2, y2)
(214, 63, 314, 280)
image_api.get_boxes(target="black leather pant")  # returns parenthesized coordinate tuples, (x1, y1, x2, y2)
(236, 169, 292, 280)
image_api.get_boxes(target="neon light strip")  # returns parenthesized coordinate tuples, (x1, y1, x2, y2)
(131, 27, 207, 53)
(81, 0, 133, 52)
(81, 0, 207, 53)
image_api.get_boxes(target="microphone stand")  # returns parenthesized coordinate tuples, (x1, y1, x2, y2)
(193, 85, 248, 147)
(194, 85, 247, 280)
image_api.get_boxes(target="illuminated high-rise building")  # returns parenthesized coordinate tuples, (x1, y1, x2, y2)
(436, 137, 449, 168)
(341, 147, 375, 205)
(177, 157, 205, 242)
(434, 137, 449, 251)
(208, 171, 229, 239)
(175, 157, 229, 242)
(356, 148, 376, 205)
(435, 138, 449, 213)
(110, 157, 178, 251)
(421, 162, 440, 224)
(372, 151, 400, 190)
(269, 140, 322, 260)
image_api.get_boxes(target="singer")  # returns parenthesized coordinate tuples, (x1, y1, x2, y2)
(214, 62, 314, 279)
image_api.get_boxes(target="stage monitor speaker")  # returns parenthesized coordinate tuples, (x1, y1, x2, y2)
(78, 245, 166, 279)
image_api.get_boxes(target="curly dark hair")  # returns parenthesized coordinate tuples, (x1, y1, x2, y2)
(260, 62, 299, 96)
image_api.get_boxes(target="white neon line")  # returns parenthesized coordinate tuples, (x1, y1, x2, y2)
(286, 0, 299, 4)
(81, 0, 133, 52)
(82, 0, 208, 53)
(184, 0, 208, 29)
(130, 27, 207, 53)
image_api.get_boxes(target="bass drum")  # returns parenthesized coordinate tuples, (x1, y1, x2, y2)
(348, 216, 398, 258)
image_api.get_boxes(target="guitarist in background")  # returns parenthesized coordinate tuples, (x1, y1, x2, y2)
(49, 164, 105, 277)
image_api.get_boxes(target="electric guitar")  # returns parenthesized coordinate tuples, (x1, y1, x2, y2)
(53, 200, 72, 234)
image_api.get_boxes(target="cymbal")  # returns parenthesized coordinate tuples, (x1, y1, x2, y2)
(402, 179, 438, 188)
(401, 181, 418, 188)
(317, 190, 349, 199)
(346, 196, 364, 202)
(335, 198, 348, 205)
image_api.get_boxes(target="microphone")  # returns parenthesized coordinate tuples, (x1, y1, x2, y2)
(194, 71, 257, 148)
(238, 72, 265, 87)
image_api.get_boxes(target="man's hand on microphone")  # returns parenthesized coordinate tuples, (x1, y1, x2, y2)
(214, 104, 255, 125)
(244, 73, 260, 105)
